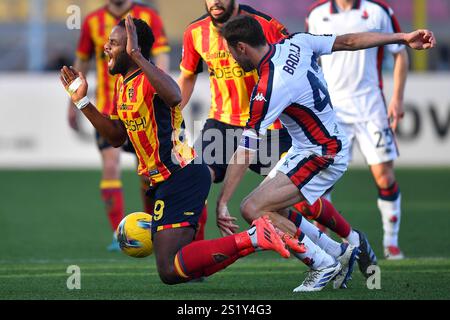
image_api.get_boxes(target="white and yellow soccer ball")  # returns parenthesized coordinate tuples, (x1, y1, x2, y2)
(116, 212, 153, 258)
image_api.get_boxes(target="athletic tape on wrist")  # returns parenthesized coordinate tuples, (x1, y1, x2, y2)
(74, 96, 90, 110)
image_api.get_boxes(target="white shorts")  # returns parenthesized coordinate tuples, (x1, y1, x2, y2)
(339, 120, 399, 166)
(269, 148, 349, 205)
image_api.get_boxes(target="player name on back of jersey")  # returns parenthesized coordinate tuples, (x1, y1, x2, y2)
(283, 42, 301, 75)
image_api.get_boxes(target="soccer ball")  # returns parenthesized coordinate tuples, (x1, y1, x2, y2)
(116, 212, 153, 258)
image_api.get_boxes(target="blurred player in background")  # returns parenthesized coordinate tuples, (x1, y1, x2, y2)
(179, 0, 373, 279)
(178, 0, 291, 241)
(61, 15, 298, 286)
(307, 0, 409, 259)
(218, 15, 434, 290)
(67, 0, 170, 251)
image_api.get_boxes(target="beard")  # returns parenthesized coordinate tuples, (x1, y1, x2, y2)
(206, 0, 235, 25)
(109, 50, 131, 76)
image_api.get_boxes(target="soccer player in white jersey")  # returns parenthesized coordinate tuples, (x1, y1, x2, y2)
(306, 0, 409, 260)
(218, 15, 434, 291)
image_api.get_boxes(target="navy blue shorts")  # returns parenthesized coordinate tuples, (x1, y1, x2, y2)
(95, 130, 135, 153)
(194, 119, 292, 183)
(148, 163, 211, 235)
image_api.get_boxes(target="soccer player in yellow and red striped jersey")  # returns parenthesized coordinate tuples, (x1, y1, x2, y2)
(67, 0, 170, 250)
(178, 0, 293, 238)
(60, 16, 295, 285)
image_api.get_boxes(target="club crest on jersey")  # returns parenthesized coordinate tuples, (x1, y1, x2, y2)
(128, 87, 135, 100)
(252, 93, 267, 102)
(362, 10, 369, 20)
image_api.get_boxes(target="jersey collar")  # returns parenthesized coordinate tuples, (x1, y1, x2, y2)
(331, 0, 362, 14)
(257, 44, 276, 76)
(123, 68, 142, 85)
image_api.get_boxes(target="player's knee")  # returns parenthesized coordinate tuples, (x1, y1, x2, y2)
(375, 172, 396, 189)
(157, 264, 180, 285)
(240, 197, 260, 223)
(158, 273, 178, 285)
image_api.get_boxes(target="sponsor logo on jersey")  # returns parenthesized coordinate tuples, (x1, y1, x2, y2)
(252, 93, 267, 102)
(149, 169, 160, 176)
(362, 10, 369, 20)
(119, 104, 133, 111)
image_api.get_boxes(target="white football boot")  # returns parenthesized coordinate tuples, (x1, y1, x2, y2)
(333, 243, 359, 289)
(293, 261, 342, 292)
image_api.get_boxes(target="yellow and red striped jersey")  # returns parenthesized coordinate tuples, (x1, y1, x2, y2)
(76, 3, 170, 115)
(180, 4, 288, 128)
(110, 70, 195, 185)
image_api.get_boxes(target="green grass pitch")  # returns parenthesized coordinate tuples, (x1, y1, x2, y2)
(1, 168, 450, 300)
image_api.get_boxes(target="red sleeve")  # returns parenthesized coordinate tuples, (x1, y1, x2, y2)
(246, 61, 274, 132)
(148, 10, 171, 55)
(180, 27, 203, 75)
(76, 17, 94, 61)
(390, 11, 402, 33)
(262, 16, 289, 44)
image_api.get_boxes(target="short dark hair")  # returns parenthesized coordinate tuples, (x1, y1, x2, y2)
(118, 18, 155, 60)
(221, 15, 267, 48)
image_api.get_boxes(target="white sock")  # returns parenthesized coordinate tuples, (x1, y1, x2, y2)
(298, 216, 342, 258)
(346, 229, 360, 247)
(378, 194, 402, 247)
(293, 233, 335, 270)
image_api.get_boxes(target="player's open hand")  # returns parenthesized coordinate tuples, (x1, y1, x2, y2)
(60, 66, 88, 103)
(404, 30, 436, 50)
(216, 203, 240, 236)
(125, 15, 141, 59)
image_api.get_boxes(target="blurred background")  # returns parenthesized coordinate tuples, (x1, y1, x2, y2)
(0, 0, 449, 71)
(0, 0, 449, 168)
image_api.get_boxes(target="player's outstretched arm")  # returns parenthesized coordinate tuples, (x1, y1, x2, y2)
(60, 66, 127, 147)
(125, 15, 181, 108)
(216, 146, 256, 236)
(332, 29, 436, 52)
